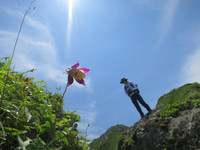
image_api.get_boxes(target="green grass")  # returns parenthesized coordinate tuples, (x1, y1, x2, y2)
(159, 100, 192, 118)
(158, 83, 200, 118)
(157, 83, 200, 106)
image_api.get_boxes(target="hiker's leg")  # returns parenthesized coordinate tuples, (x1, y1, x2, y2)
(136, 93, 152, 112)
(131, 95, 144, 118)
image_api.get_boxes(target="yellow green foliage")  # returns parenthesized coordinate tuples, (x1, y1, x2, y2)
(0, 57, 89, 150)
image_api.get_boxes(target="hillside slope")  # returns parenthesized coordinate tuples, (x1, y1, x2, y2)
(89, 124, 128, 150)
(118, 82, 200, 150)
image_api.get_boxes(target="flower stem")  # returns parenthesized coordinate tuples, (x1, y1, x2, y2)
(62, 84, 68, 100)
(47, 83, 68, 145)
(11, 0, 36, 63)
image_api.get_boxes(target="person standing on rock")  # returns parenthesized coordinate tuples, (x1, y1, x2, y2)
(120, 78, 152, 118)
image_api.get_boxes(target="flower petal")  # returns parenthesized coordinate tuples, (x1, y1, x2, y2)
(71, 62, 80, 69)
(79, 68, 90, 73)
(75, 79, 86, 86)
(67, 75, 74, 86)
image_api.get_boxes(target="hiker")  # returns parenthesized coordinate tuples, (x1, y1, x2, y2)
(120, 78, 152, 118)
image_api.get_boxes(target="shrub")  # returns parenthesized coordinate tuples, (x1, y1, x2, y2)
(0, 58, 89, 149)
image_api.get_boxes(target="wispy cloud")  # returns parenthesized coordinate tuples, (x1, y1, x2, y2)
(134, 0, 180, 48)
(181, 47, 200, 83)
(135, 0, 163, 10)
(0, 30, 17, 54)
(155, 0, 180, 49)
(1, 6, 96, 138)
(71, 77, 93, 93)
(15, 53, 37, 70)
(0, 22, 63, 84)
(1, 1, 96, 140)
(2, 7, 94, 90)
(2, 7, 23, 18)
(0, 7, 93, 89)
(76, 100, 99, 140)
(179, 27, 200, 84)
(78, 101, 97, 124)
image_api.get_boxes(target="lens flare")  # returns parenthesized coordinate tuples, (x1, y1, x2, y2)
(67, 0, 73, 48)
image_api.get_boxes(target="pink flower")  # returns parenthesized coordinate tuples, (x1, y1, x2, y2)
(66, 62, 90, 86)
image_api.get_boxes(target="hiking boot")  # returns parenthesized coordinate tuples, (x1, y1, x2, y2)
(146, 110, 152, 115)
(140, 114, 144, 119)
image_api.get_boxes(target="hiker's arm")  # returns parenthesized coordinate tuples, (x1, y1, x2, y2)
(124, 87, 128, 95)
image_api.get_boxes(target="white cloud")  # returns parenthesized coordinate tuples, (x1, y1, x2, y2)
(72, 77, 93, 93)
(0, 30, 16, 55)
(0, 8, 69, 86)
(180, 29, 200, 84)
(78, 101, 97, 123)
(79, 109, 96, 123)
(134, 0, 180, 49)
(181, 47, 200, 83)
(2, 7, 23, 18)
(155, 0, 180, 49)
(87, 133, 99, 140)
(161, 0, 180, 36)
(78, 122, 102, 140)
(0, 7, 93, 90)
(0, 28, 63, 82)
(39, 65, 67, 84)
(76, 100, 99, 140)
(15, 53, 37, 70)
(1, 1, 97, 139)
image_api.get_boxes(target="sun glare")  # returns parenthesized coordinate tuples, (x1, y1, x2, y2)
(66, 0, 74, 48)
(68, 0, 73, 20)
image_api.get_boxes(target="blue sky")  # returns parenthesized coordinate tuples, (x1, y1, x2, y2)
(1, 0, 200, 140)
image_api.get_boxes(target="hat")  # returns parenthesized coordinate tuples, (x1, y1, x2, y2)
(120, 78, 128, 84)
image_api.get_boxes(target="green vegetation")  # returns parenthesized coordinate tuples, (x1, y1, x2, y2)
(159, 100, 191, 118)
(117, 131, 136, 150)
(158, 83, 200, 118)
(89, 124, 128, 150)
(0, 58, 88, 149)
(157, 83, 200, 105)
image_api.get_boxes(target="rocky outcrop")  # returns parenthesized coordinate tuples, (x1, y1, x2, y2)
(117, 83, 200, 150)
(118, 105, 200, 150)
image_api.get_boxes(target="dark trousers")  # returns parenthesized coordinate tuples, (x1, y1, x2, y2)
(130, 93, 151, 117)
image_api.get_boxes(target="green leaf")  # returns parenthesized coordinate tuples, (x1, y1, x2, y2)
(4, 127, 22, 136)
(35, 123, 42, 133)
(42, 121, 51, 128)
(57, 118, 69, 126)
(18, 135, 31, 150)
(25, 107, 32, 122)
(0, 122, 6, 137)
(56, 87, 61, 91)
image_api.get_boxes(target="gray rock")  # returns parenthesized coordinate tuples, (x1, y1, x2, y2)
(118, 106, 200, 150)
